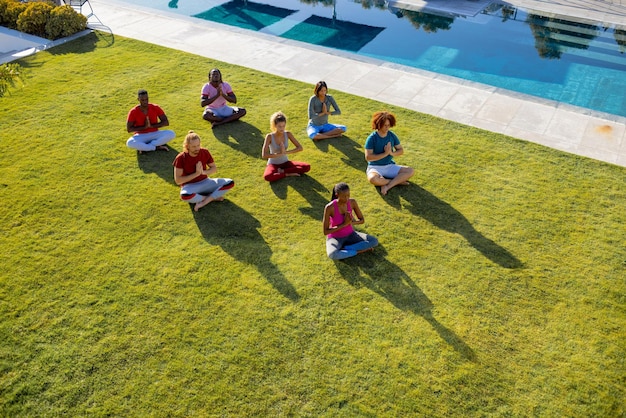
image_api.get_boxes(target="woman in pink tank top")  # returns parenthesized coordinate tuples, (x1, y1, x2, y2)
(322, 182, 378, 260)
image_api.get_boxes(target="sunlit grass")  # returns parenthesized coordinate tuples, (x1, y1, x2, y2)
(0, 32, 624, 416)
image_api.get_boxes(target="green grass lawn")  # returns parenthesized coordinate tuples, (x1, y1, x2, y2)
(0, 32, 625, 417)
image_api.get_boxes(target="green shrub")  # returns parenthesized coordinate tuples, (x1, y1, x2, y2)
(17, 1, 53, 37)
(46, 4, 86, 39)
(3, 1, 26, 30)
(0, 62, 21, 97)
(1, 0, 85, 39)
(0, 0, 12, 26)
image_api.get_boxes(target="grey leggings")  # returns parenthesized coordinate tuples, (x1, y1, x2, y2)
(180, 178, 233, 203)
(326, 231, 378, 260)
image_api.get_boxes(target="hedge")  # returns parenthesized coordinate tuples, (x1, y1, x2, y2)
(0, 0, 86, 39)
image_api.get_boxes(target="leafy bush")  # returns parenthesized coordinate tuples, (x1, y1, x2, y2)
(2, 0, 26, 30)
(0, 0, 17, 26)
(17, 1, 53, 38)
(1, 0, 86, 39)
(0, 62, 22, 97)
(0, 0, 12, 26)
(46, 5, 86, 39)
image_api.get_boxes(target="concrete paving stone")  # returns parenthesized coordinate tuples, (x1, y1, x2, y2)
(325, 60, 378, 87)
(443, 88, 492, 117)
(408, 80, 460, 109)
(577, 144, 619, 165)
(275, 53, 334, 84)
(508, 101, 557, 134)
(467, 117, 509, 135)
(375, 74, 429, 107)
(504, 125, 555, 147)
(475, 93, 524, 125)
(540, 137, 584, 155)
(545, 108, 590, 142)
(407, 102, 448, 117)
(437, 107, 475, 125)
(581, 117, 626, 152)
(347, 67, 407, 100)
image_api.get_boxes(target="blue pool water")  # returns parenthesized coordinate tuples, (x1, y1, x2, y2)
(127, 0, 626, 116)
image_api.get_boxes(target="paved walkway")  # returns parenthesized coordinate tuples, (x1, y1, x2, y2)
(88, 0, 626, 167)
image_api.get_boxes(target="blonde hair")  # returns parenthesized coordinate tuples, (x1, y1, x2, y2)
(270, 111, 287, 131)
(183, 130, 201, 153)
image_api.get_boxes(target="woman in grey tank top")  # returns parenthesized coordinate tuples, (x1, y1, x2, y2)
(262, 111, 311, 182)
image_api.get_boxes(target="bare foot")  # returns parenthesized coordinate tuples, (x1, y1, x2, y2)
(194, 196, 213, 211)
(285, 173, 301, 177)
(215, 197, 225, 202)
(156, 145, 169, 151)
(357, 247, 374, 254)
(380, 184, 391, 195)
(400, 181, 410, 186)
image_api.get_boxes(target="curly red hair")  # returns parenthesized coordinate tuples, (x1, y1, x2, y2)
(371, 111, 397, 130)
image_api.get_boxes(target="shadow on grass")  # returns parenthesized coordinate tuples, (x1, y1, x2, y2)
(383, 184, 522, 269)
(90, 26, 115, 47)
(335, 247, 476, 362)
(212, 120, 265, 158)
(312, 135, 366, 172)
(270, 174, 329, 220)
(136, 146, 177, 184)
(47, 30, 113, 56)
(192, 200, 300, 302)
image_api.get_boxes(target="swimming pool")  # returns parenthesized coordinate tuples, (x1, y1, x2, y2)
(125, 0, 626, 117)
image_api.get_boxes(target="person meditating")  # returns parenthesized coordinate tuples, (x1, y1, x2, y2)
(262, 111, 310, 182)
(126, 89, 175, 153)
(307, 81, 346, 141)
(201, 68, 246, 128)
(323, 182, 378, 260)
(173, 130, 234, 211)
(364, 111, 414, 195)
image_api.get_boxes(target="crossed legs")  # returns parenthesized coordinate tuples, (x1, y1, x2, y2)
(180, 178, 235, 211)
(327, 231, 379, 260)
(203, 107, 247, 128)
(126, 130, 176, 152)
(312, 127, 345, 141)
(367, 166, 414, 195)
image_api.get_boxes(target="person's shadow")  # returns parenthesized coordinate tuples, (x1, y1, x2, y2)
(136, 146, 177, 184)
(312, 135, 366, 172)
(270, 175, 329, 220)
(192, 200, 300, 302)
(383, 184, 522, 268)
(211, 121, 265, 158)
(334, 247, 476, 361)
